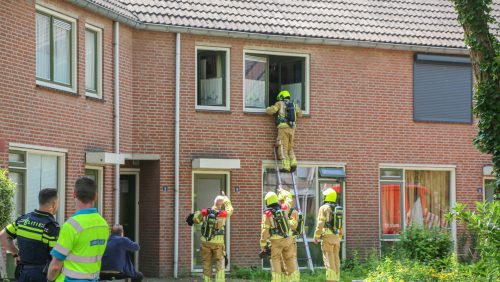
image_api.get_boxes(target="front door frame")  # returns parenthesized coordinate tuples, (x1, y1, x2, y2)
(191, 170, 231, 273)
(120, 168, 140, 268)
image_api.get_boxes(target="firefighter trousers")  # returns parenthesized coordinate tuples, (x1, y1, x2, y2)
(280, 236, 299, 280)
(201, 241, 225, 282)
(321, 234, 341, 282)
(277, 127, 296, 168)
(270, 237, 298, 282)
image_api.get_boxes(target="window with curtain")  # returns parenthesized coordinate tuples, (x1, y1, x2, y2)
(405, 170, 450, 229)
(85, 29, 97, 93)
(379, 169, 451, 241)
(36, 10, 74, 88)
(244, 52, 308, 113)
(8, 150, 63, 220)
(245, 55, 267, 109)
(381, 183, 402, 237)
(197, 49, 228, 108)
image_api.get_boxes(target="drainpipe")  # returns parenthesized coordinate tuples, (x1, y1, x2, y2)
(173, 32, 181, 278)
(114, 21, 120, 225)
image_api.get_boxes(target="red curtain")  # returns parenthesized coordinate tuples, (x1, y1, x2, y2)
(381, 184, 401, 235)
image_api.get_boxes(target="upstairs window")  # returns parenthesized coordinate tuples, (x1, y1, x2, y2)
(245, 51, 309, 114)
(413, 54, 472, 123)
(196, 47, 230, 111)
(36, 6, 77, 93)
(85, 24, 103, 98)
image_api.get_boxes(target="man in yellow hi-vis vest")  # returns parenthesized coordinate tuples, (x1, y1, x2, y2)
(260, 191, 298, 282)
(187, 191, 233, 282)
(314, 188, 343, 282)
(266, 90, 303, 172)
(47, 177, 109, 282)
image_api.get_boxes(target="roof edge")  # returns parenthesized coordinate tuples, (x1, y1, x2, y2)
(68, 0, 470, 56)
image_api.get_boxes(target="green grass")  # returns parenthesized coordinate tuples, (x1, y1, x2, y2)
(230, 265, 369, 281)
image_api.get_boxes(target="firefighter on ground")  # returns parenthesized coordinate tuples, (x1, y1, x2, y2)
(314, 188, 344, 282)
(186, 191, 233, 282)
(266, 90, 303, 172)
(260, 191, 299, 282)
(277, 187, 301, 281)
(0, 188, 60, 282)
(47, 176, 109, 282)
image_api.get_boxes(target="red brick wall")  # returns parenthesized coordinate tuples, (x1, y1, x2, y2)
(131, 30, 177, 276)
(137, 160, 161, 276)
(0, 0, 492, 277)
(0, 0, 118, 223)
(171, 34, 491, 270)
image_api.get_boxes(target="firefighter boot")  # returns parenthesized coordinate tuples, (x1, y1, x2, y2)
(281, 159, 291, 172)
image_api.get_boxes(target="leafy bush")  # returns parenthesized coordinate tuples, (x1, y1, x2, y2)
(447, 201, 500, 280)
(394, 225, 453, 265)
(365, 255, 474, 282)
(0, 169, 15, 229)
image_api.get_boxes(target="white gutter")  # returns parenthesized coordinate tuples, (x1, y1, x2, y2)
(113, 21, 120, 225)
(67, 0, 470, 56)
(174, 32, 181, 279)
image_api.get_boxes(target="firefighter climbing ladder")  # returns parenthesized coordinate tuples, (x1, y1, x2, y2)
(273, 147, 315, 272)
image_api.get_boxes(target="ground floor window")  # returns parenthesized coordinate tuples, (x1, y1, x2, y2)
(8, 147, 65, 221)
(380, 168, 452, 241)
(262, 165, 345, 268)
(192, 172, 230, 271)
(85, 166, 103, 212)
(484, 178, 496, 202)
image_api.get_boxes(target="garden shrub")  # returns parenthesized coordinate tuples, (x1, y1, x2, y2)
(365, 255, 474, 282)
(0, 169, 15, 229)
(394, 225, 453, 265)
(447, 201, 500, 280)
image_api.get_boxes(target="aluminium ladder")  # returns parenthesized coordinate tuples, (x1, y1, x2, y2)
(273, 147, 314, 272)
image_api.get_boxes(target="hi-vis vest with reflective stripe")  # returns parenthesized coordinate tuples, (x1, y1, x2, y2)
(51, 208, 109, 281)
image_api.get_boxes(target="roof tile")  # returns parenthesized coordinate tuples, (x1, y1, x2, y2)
(85, 0, 500, 49)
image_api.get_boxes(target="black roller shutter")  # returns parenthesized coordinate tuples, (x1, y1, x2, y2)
(413, 54, 472, 123)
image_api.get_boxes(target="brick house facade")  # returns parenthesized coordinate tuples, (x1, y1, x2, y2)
(0, 0, 496, 278)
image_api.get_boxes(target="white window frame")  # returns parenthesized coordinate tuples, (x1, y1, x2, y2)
(261, 161, 347, 269)
(191, 170, 231, 272)
(483, 177, 495, 201)
(85, 166, 103, 212)
(9, 144, 66, 224)
(195, 46, 231, 111)
(84, 24, 103, 98)
(35, 5, 77, 93)
(243, 49, 310, 115)
(378, 164, 457, 250)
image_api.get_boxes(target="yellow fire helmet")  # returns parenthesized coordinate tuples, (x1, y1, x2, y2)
(265, 191, 279, 206)
(277, 90, 291, 100)
(323, 188, 337, 203)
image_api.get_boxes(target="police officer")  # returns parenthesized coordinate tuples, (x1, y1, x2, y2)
(266, 90, 303, 172)
(0, 188, 59, 282)
(47, 176, 109, 282)
(260, 192, 298, 282)
(188, 191, 233, 282)
(314, 188, 343, 282)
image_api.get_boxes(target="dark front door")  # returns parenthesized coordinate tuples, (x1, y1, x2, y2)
(120, 174, 137, 264)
